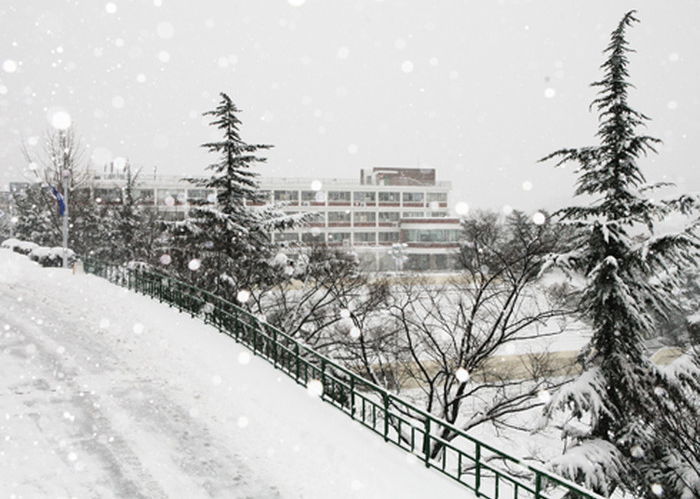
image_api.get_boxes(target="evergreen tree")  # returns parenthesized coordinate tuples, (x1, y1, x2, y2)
(109, 163, 162, 264)
(539, 11, 700, 498)
(167, 93, 302, 301)
(12, 183, 60, 247)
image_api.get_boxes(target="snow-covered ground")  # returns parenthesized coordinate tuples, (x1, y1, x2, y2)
(0, 250, 466, 498)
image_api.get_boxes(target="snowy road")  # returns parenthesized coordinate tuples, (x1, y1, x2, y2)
(0, 251, 466, 498)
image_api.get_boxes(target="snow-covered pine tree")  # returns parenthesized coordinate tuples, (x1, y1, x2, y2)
(105, 163, 162, 264)
(539, 11, 700, 498)
(167, 93, 303, 301)
(12, 183, 60, 247)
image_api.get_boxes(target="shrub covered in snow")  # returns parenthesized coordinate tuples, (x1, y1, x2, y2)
(2, 238, 76, 267)
(1, 238, 39, 255)
(28, 246, 76, 268)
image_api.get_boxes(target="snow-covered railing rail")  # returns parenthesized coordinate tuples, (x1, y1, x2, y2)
(83, 259, 603, 499)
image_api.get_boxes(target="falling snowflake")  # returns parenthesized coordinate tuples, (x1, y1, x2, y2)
(336, 46, 350, 59)
(237, 416, 249, 428)
(544, 87, 556, 98)
(522, 180, 533, 191)
(306, 379, 323, 398)
(159, 254, 172, 265)
(537, 390, 551, 403)
(2, 59, 18, 73)
(99, 318, 110, 329)
(349, 326, 361, 339)
(455, 202, 469, 216)
(273, 253, 289, 268)
(50, 110, 72, 130)
(105, 2, 117, 14)
(188, 259, 201, 271)
(112, 96, 125, 109)
(132, 323, 144, 335)
(455, 368, 470, 383)
(156, 21, 175, 39)
(237, 351, 251, 365)
(401, 60, 414, 73)
(532, 212, 546, 225)
(236, 289, 250, 303)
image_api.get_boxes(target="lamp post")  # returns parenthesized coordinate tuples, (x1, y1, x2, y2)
(61, 133, 70, 269)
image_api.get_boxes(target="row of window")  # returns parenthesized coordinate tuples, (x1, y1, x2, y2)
(306, 211, 448, 224)
(275, 232, 401, 243)
(91, 187, 448, 207)
(403, 229, 462, 243)
(271, 190, 446, 204)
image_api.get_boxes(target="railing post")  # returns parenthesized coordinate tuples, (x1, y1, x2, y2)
(294, 343, 300, 381)
(383, 392, 390, 442)
(251, 323, 257, 354)
(350, 376, 356, 419)
(423, 417, 431, 468)
(535, 473, 542, 499)
(320, 359, 326, 400)
(271, 327, 278, 367)
(475, 442, 482, 494)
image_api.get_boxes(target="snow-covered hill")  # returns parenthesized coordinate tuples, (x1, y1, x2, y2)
(0, 251, 465, 498)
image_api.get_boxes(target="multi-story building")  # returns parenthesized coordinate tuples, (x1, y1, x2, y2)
(87, 166, 464, 271)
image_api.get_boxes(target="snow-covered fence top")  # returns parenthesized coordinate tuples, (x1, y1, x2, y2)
(83, 258, 604, 499)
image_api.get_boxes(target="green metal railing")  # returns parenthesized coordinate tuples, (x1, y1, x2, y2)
(83, 258, 602, 499)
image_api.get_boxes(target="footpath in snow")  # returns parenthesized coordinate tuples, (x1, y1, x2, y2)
(0, 250, 466, 498)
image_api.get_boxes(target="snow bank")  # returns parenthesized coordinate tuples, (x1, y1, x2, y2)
(0, 250, 465, 498)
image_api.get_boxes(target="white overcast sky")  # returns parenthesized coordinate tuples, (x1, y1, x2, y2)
(1, 0, 698, 213)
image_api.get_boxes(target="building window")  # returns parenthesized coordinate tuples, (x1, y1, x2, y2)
(157, 189, 186, 206)
(276, 232, 300, 242)
(427, 192, 447, 202)
(308, 212, 325, 225)
(353, 191, 376, 204)
(133, 188, 155, 205)
(354, 232, 376, 244)
(378, 232, 400, 243)
(328, 232, 351, 244)
(378, 191, 400, 203)
(404, 229, 460, 243)
(94, 188, 122, 204)
(187, 189, 215, 204)
(161, 210, 185, 221)
(429, 211, 448, 218)
(402, 192, 424, 203)
(378, 212, 400, 223)
(302, 232, 326, 244)
(402, 211, 425, 218)
(328, 211, 351, 223)
(259, 190, 272, 202)
(274, 190, 299, 203)
(354, 212, 376, 224)
(328, 191, 351, 203)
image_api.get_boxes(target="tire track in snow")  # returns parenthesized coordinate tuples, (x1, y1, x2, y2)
(1, 280, 280, 498)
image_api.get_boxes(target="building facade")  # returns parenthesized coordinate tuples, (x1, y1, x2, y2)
(86, 166, 463, 271)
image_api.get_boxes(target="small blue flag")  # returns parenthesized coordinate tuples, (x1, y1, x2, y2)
(50, 185, 66, 216)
